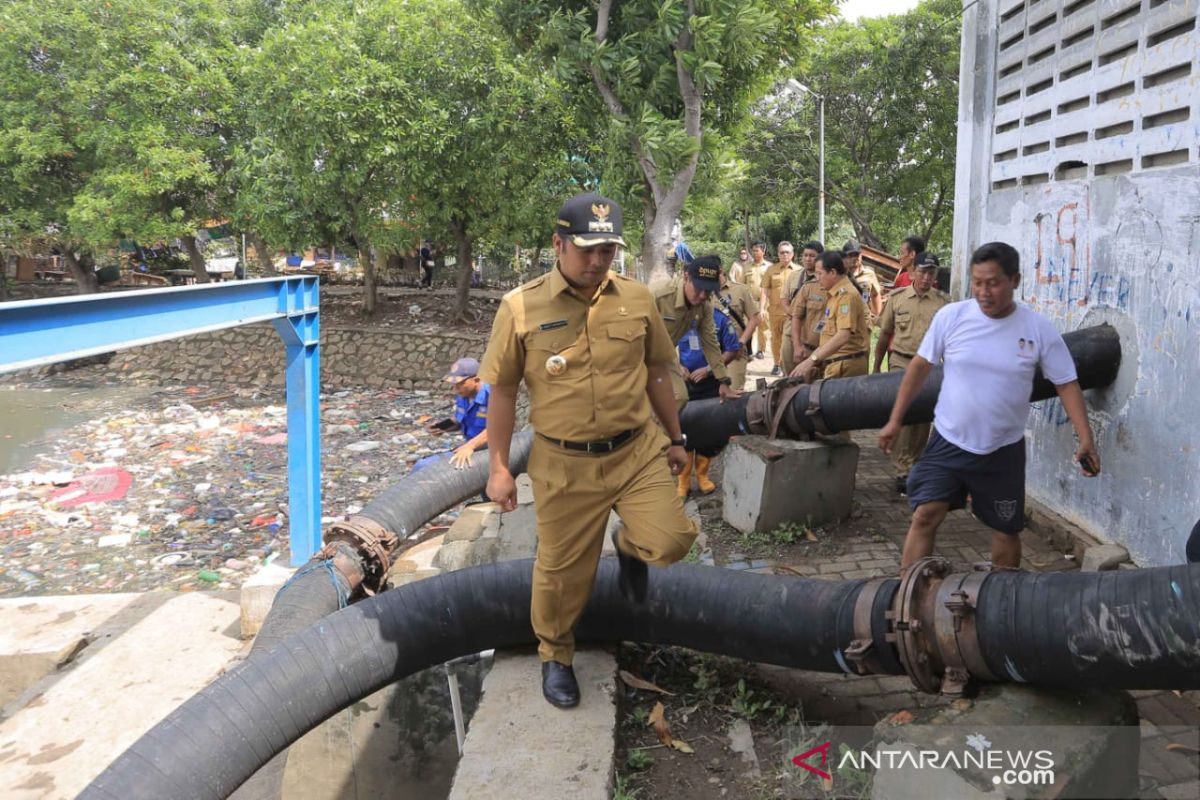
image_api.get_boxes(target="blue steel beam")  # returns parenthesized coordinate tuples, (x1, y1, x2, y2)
(0, 277, 324, 564)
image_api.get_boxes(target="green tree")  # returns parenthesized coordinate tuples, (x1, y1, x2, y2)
(0, 0, 240, 289)
(238, 0, 579, 318)
(740, 0, 960, 252)
(485, 0, 835, 279)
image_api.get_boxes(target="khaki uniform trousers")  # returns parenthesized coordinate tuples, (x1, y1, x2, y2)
(754, 320, 767, 354)
(768, 311, 788, 367)
(887, 354, 931, 475)
(779, 325, 797, 376)
(670, 361, 689, 414)
(527, 425, 698, 665)
(727, 353, 748, 392)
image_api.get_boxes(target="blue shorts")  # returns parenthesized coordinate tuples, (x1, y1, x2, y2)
(906, 428, 1026, 535)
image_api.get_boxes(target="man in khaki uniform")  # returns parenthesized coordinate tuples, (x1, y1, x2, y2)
(716, 263, 760, 391)
(480, 192, 697, 709)
(872, 252, 950, 492)
(729, 247, 752, 285)
(760, 241, 797, 375)
(788, 243, 829, 383)
(747, 243, 770, 357)
(651, 261, 738, 412)
(779, 241, 823, 376)
(843, 239, 883, 326)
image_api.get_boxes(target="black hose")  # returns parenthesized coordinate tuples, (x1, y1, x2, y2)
(81, 561, 869, 800)
(82, 558, 1200, 800)
(359, 430, 533, 540)
(227, 560, 353, 800)
(682, 323, 1121, 452)
(228, 430, 533, 799)
(976, 563, 1200, 689)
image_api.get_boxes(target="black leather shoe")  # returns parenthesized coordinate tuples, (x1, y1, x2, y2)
(895, 474, 909, 495)
(611, 527, 648, 603)
(542, 661, 580, 708)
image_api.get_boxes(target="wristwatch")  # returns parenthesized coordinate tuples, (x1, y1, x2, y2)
(670, 435, 688, 448)
(717, 377, 732, 386)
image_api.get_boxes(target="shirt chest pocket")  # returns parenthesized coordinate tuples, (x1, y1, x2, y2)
(895, 310, 911, 332)
(524, 330, 573, 381)
(593, 318, 647, 373)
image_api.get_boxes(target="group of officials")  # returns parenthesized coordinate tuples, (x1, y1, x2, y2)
(475, 191, 1100, 709)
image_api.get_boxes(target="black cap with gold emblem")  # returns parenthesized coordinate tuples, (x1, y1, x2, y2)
(686, 255, 722, 293)
(556, 192, 626, 248)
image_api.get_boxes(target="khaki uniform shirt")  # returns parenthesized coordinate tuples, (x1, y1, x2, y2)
(479, 265, 677, 441)
(761, 261, 796, 315)
(782, 269, 808, 318)
(716, 282, 759, 340)
(745, 260, 770, 297)
(878, 286, 950, 357)
(729, 261, 748, 285)
(818, 276, 870, 357)
(852, 266, 883, 314)
(789, 275, 828, 350)
(650, 276, 730, 381)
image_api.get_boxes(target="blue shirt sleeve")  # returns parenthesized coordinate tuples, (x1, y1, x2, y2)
(714, 308, 741, 353)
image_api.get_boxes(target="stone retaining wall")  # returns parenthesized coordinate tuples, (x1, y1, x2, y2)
(103, 323, 489, 390)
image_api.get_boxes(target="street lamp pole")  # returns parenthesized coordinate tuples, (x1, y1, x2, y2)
(787, 79, 825, 245)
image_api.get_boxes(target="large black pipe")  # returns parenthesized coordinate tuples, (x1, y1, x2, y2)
(682, 323, 1121, 452)
(83, 558, 1199, 800)
(228, 430, 533, 799)
(359, 429, 534, 540)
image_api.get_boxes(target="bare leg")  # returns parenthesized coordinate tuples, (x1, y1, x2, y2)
(990, 532, 1022, 569)
(901, 501, 950, 568)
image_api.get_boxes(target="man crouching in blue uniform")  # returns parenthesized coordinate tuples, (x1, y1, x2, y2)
(415, 356, 490, 471)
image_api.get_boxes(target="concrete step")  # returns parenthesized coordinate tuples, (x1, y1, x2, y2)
(448, 648, 618, 800)
(0, 591, 246, 799)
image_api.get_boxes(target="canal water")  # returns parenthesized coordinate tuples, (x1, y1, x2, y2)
(0, 384, 150, 475)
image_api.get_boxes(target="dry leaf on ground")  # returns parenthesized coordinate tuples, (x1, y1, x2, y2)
(619, 670, 674, 696)
(805, 529, 819, 542)
(886, 710, 916, 725)
(647, 701, 694, 754)
(1165, 743, 1200, 754)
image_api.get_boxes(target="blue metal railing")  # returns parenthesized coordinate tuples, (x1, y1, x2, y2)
(0, 277, 323, 564)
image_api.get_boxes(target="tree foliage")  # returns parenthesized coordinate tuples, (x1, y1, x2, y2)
(738, 0, 960, 252)
(484, 0, 835, 278)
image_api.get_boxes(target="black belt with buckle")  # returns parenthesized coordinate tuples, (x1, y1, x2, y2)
(890, 349, 916, 360)
(819, 350, 867, 366)
(539, 428, 638, 454)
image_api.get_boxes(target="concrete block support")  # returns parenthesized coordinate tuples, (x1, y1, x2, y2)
(722, 436, 859, 533)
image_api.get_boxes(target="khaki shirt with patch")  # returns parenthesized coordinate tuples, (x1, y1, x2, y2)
(479, 265, 678, 441)
(878, 286, 950, 357)
(761, 262, 796, 315)
(818, 276, 871, 357)
(852, 266, 883, 312)
(716, 282, 759, 336)
(650, 275, 730, 381)
(789, 277, 828, 350)
(782, 269, 810, 318)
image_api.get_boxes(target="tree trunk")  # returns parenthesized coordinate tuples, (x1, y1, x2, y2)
(181, 235, 211, 283)
(0, 255, 11, 301)
(742, 211, 751, 253)
(449, 218, 474, 323)
(247, 232, 277, 276)
(63, 249, 99, 294)
(639, 214, 676, 284)
(528, 246, 542, 281)
(358, 239, 377, 315)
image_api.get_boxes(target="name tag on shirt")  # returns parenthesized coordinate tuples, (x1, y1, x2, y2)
(687, 333, 700, 349)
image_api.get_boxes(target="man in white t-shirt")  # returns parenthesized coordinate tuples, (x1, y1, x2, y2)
(878, 241, 1100, 570)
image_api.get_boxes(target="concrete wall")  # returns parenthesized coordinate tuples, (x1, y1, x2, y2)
(954, 0, 1200, 565)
